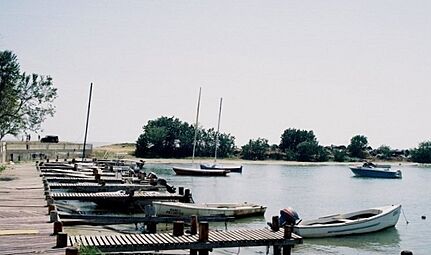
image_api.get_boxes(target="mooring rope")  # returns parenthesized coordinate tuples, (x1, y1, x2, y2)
(401, 208, 409, 224)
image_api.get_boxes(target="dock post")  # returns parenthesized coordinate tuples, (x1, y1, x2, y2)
(173, 221, 184, 236)
(271, 216, 280, 231)
(198, 221, 209, 255)
(65, 247, 79, 255)
(46, 196, 54, 206)
(53, 221, 63, 234)
(48, 204, 56, 214)
(56, 232, 68, 248)
(50, 210, 58, 223)
(191, 215, 198, 235)
(147, 221, 157, 234)
(179, 187, 184, 195)
(273, 245, 281, 255)
(282, 224, 293, 255)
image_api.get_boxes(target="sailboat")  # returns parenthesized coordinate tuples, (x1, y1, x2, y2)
(172, 88, 229, 177)
(200, 98, 243, 173)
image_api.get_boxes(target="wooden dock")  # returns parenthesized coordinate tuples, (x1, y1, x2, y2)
(48, 182, 160, 192)
(0, 163, 64, 254)
(65, 227, 302, 254)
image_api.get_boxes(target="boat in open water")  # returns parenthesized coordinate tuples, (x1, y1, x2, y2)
(153, 201, 266, 218)
(173, 166, 229, 176)
(349, 162, 402, 178)
(200, 163, 242, 173)
(275, 204, 401, 238)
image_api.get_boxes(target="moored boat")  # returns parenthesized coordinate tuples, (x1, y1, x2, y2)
(349, 162, 402, 178)
(153, 201, 266, 218)
(275, 204, 401, 238)
(173, 166, 229, 176)
(200, 163, 243, 173)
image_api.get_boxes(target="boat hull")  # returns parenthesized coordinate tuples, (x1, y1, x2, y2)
(294, 204, 401, 238)
(350, 167, 402, 178)
(200, 164, 243, 173)
(173, 167, 229, 176)
(153, 202, 266, 218)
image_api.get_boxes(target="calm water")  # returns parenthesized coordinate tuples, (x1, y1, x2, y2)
(144, 163, 431, 255)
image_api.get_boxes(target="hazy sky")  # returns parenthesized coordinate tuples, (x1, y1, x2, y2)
(1, 0, 430, 149)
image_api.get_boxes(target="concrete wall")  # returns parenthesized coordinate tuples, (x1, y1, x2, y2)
(0, 141, 93, 163)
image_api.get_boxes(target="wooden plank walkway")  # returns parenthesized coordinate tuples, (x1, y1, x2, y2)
(0, 163, 64, 255)
(48, 182, 158, 192)
(51, 191, 183, 202)
(69, 228, 302, 252)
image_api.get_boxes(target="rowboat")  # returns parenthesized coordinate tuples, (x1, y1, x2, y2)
(172, 166, 229, 176)
(152, 201, 266, 218)
(349, 162, 402, 178)
(278, 204, 402, 238)
(200, 164, 243, 173)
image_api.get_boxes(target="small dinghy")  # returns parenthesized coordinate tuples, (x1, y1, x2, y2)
(153, 201, 266, 218)
(172, 166, 229, 176)
(271, 204, 401, 238)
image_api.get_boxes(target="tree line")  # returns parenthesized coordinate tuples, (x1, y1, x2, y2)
(135, 116, 431, 163)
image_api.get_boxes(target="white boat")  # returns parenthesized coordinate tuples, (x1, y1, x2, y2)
(153, 201, 267, 218)
(288, 204, 401, 238)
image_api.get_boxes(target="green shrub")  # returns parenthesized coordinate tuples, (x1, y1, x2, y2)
(0, 165, 5, 173)
(78, 246, 103, 255)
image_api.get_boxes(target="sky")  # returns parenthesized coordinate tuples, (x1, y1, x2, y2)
(1, 0, 430, 149)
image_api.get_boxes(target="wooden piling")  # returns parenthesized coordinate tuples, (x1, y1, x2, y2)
(198, 221, 209, 242)
(147, 221, 157, 233)
(272, 216, 280, 231)
(53, 221, 63, 234)
(282, 224, 293, 255)
(173, 221, 184, 236)
(48, 204, 56, 214)
(56, 232, 68, 248)
(65, 247, 79, 255)
(50, 210, 58, 223)
(179, 187, 184, 195)
(190, 215, 198, 235)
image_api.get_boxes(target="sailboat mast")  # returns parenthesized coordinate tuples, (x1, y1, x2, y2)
(191, 87, 202, 163)
(214, 97, 223, 163)
(82, 82, 93, 161)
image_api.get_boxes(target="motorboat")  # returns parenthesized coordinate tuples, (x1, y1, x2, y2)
(349, 162, 402, 178)
(273, 204, 401, 238)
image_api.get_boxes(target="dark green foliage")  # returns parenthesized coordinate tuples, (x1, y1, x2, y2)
(279, 128, 327, 162)
(280, 128, 316, 152)
(410, 141, 431, 163)
(135, 116, 236, 158)
(333, 149, 347, 162)
(0, 51, 57, 140)
(347, 135, 368, 159)
(241, 138, 269, 160)
(376, 145, 392, 160)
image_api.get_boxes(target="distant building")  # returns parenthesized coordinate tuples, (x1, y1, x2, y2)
(0, 141, 92, 163)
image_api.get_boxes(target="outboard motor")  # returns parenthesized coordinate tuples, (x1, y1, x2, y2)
(279, 207, 300, 226)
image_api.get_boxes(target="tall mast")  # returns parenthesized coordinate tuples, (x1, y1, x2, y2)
(191, 87, 202, 163)
(82, 82, 93, 161)
(214, 97, 223, 163)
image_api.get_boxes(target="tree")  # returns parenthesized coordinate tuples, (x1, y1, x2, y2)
(135, 116, 237, 158)
(280, 128, 316, 152)
(279, 128, 327, 161)
(0, 51, 57, 140)
(347, 135, 368, 159)
(241, 138, 269, 160)
(410, 141, 431, 163)
(135, 116, 194, 158)
(376, 145, 392, 160)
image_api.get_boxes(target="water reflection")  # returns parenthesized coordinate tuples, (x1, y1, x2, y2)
(297, 227, 401, 254)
